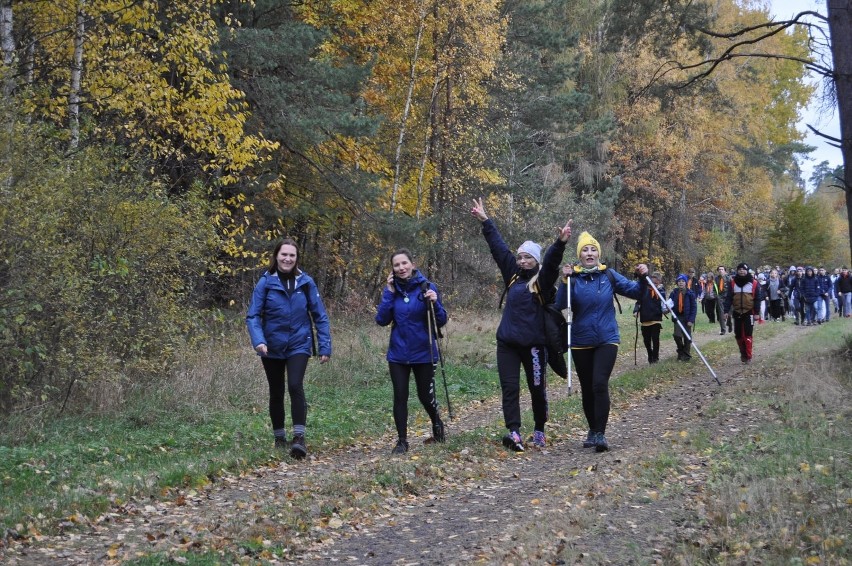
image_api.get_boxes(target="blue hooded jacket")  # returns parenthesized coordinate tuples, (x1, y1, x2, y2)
(375, 269, 447, 364)
(556, 268, 642, 347)
(667, 287, 698, 324)
(246, 269, 332, 359)
(798, 269, 822, 304)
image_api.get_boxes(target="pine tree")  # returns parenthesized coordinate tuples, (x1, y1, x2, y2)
(764, 191, 832, 266)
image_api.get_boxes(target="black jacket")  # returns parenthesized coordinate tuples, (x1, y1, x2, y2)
(634, 282, 666, 323)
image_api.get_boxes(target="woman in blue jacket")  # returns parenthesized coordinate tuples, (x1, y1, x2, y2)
(471, 197, 572, 452)
(246, 238, 332, 459)
(376, 249, 448, 455)
(555, 232, 648, 452)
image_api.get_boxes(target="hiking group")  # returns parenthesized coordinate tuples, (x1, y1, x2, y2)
(244, 209, 852, 459)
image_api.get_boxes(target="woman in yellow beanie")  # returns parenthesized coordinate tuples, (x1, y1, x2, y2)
(555, 231, 648, 452)
(471, 197, 571, 452)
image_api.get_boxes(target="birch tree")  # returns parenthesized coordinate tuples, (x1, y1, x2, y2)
(12, 0, 275, 185)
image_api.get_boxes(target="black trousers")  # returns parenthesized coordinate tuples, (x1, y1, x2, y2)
(640, 323, 661, 363)
(571, 344, 618, 434)
(261, 354, 309, 432)
(496, 340, 549, 433)
(704, 297, 720, 324)
(769, 298, 784, 320)
(388, 362, 439, 441)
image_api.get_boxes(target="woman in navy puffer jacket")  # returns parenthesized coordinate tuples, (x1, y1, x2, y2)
(471, 197, 572, 453)
(799, 266, 822, 325)
(246, 238, 332, 459)
(376, 249, 448, 455)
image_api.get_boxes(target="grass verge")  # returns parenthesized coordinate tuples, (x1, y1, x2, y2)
(0, 310, 501, 536)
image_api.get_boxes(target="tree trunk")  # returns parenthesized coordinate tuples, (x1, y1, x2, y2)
(827, 0, 852, 263)
(0, 0, 14, 96)
(390, 10, 427, 215)
(415, 72, 440, 220)
(69, 4, 86, 152)
(434, 65, 452, 281)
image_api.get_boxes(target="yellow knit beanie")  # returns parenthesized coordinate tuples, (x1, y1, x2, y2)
(576, 231, 601, 258)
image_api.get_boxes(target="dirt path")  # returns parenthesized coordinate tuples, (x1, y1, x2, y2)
(3, 322, 819, 565)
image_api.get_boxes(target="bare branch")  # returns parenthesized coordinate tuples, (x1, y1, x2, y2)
(806, 124, 842, 146)
(691, 11, 827, 38)
(675, 52, 832, 87)
(639, 11, 832, 98)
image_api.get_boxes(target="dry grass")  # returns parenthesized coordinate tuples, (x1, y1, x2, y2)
(679, 335, 852, 564)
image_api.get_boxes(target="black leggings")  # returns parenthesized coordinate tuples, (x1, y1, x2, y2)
(389, 362, 439, 441)
(261, 355, 309, 431)
(571, 344, 618, 434)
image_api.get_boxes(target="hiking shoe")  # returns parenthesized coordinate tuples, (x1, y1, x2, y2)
(274, 436, 288, 451)
(432, 420, 446, 443)
(594, 432, 609, 452)
(391, 439, 409, 455)
(502, 431, 525, 452)
(529, 430, 546, 448)
(583, 430, 596, 448)
(289, 434, 307, 459)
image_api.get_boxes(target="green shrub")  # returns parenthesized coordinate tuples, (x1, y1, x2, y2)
(0, 115, 218, 417)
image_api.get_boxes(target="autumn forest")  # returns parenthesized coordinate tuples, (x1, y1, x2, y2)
(1, 0, 850, 411)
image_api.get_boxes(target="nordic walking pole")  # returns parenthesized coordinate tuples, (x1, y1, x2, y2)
(564, 271, 574, 395)
(422, 281, 453, 419)
(645, 276, 721, 385)
(633, 313, 639, 366)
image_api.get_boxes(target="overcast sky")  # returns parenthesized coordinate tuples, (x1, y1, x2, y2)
(767, 0, 841, 185)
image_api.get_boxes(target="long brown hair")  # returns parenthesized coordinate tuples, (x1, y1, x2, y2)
(267, 238, 299, 274)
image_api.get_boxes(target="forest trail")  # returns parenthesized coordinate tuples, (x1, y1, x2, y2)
(3, 320, 836, 565)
